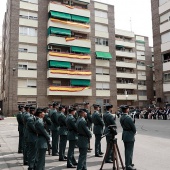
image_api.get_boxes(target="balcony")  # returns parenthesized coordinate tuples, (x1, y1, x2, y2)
(161, 42, 170, 52)
(19, 18, 38, 28)
(96, 75, 110, 82)
(95, 45, 109, 52)
(117, 83, 137, 89)
(116, 72, 136, 79)
(18, 70, 37, 78)
(136, 46, 145, 51)
(95, 17, 108, 24)
(48, 2, 90, 18)
(115, 29, 135, 38)
(159, 1, 170, 14)
(163, 83, 170, 92)
(19, 35, 37, 44)
(95, 30, 109, 38)
(138, 85, 147, 90)
(138, 96, 147, 101)
(47, 69, 91, 80)
(116, 51, 136, 58)
(163, 62, 170, 72)
(115, 40, 135, 48)
(116, 61, 136, 69)
(47, 86, 92, 96)
(96, 90, 110, 96)
(137, 65, 146, 70)
(138, 75, 146, 80)
(47, 36, 91, 48)
(18, 52, 37, 61)
(47, 51, 91, 64)
(20, 1, 38, 11)
(117, 94, 137, 100)
(96, 59, 110, 67)
(17, 87, 37, 95)
(137, 55, 145, 61)
(160, 21, 170, 33)
(48, 19, 90, 34)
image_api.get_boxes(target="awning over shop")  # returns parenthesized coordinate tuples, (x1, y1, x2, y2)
(136, 40, 145, 44)
(48, 60, 71, 68)
(70, 79, 90, 86)
(71, 14, 90, 23)
(71, 46, 90, 54)
(49, 11, 71, 20)
(96, 51, 112, 59)
(48, 27, 71, 36)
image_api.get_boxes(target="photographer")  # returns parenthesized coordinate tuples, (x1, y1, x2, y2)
(120, 105, 136, 170)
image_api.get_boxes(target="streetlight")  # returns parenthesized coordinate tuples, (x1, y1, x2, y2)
(12, 68, 16, 116)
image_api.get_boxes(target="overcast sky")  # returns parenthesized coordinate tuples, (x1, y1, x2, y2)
(0, 0, 153, 46)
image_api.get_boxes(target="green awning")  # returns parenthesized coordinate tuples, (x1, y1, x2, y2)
(71, 79, 90, 86)
(116, 45, 124, 48)
(48, 27, 71, 36)
(74, 0, 90, 4)
(49, 11, 71, 20)
(71, 46, 90, 54)
(136, 40, 145, 44)
(48, 60, 71, 68)
(96, 51, 112, 59)
(71, 14, 90, 23)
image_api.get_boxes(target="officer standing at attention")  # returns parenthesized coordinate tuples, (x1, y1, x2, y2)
(120, 105, 136, 170)
(16, 105, 24, 153)
(66, 107, 78, 168)
(27, 106, 37, 170)
(84, 102, 93, 152)
(103, 104, 116, 163)
(58, 105, 68, 161)
(34, 108, 50, 170)
(43, 107, 52, 135)
(50, 102, 60, 156)
(76, 109, 92, 170)
(92, 104, 104, 157)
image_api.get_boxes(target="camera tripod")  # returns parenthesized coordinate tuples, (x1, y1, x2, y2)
(100, 135, 125, 170)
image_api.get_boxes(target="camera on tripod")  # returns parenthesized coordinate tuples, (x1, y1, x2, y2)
(108, 125, 118, 136)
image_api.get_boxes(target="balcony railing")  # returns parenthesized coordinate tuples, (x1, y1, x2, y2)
(49, 69, 91, 75)
(115, 38, 134, 43)
(49, 86, 90, 92)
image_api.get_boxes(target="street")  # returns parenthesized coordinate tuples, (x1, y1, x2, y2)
(0, 118, 170, 170)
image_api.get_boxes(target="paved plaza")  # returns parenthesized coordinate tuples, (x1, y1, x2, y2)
(0, 118, 170, 170)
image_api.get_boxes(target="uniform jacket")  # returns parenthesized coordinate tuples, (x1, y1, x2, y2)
(22, 112, 30, 138)
(92, 111, 104, 135)
(76, 117, 92, 148)
(66, 114, 78, 141)
(43, 113, 52, 131)
(35, 117, 50, 149)
(120, 113, 136, 142)
(16, 111, 24, 132)
(50, 110, 60, 131)
(85, 109, 92, 128)
(58, 113, 68, 136)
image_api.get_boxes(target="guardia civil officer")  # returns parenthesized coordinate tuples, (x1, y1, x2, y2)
(92, 104, 104, 157)
(22, 105, 31, 165)
(76, 109, 92, 170)
(16, 105, 24, 153)
(50, 102, 60, 156)
(120, 105, 136, 170)
(66, 107, 78, 168)
(43, 107, 52, 135)
(34, 108, 50, 170)
(103, 104, 116, 163)
(58, 105, 68, 161)
(27, 106, 37, 170)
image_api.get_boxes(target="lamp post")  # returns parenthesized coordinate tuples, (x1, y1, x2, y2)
(12, 68, 16, 116)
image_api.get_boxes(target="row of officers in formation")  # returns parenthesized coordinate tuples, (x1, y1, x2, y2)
(16, 102, 137, 170)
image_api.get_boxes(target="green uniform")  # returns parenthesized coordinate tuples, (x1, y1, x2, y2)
(27, 115, 37, 169)
(35, 117, 50, 170)
(76, 117, 92, 170)
(43, 113, 52, 134)
(103, 111, 116, 162)
(92, 110, 104, 155)
(120, 113, 136, 169)
(50, 109, 60, 155)
(16, 111, 24, 152)
(66, 114, 78, 166)
(58, 112, 68, 160)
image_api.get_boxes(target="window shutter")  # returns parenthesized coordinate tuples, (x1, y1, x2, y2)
(18, 80, 27, 87)
(28, 62, 37, 70)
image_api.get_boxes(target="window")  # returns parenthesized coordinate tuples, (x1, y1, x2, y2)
(19, 27, 37, 36)
(137, 61, 145, 66)
(75, 65, 83, 70)
(96, 67, 109, 75)
(138, 90, 147, 96)
(52, 80, 61, 86)
(27, 79, 37, 87)
(95, 10, 108, 19)
(136, 42, 145, 46)
(103, 99, 110, 104)
(96, 82, 110, 90)
(95, 24, 108, 32)
(20, 10, 38, 20)
(138, 81, 146, 85)
(137, 51, 145, 56)
(18, 61, 27, 70)
(18, 62, 37, 70)
(18, 44, 37, 53)
(95, 38, 108, 46)
(21, 0, 38, 4)
(161, 31, 170, 44)
(164, 72, 170, 82)
(138, 71, 146, 76)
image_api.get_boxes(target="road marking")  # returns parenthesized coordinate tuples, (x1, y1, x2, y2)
(0, 154, 14, 158)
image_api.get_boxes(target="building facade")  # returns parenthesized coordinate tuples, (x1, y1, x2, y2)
(1, 0, 154, 115)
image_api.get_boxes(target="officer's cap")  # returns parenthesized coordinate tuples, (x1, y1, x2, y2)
(48, 103, 52, 106)
(35, 108, 43, 116)
(83, 102, 89, 105)
(105, 104, 113, 109)
(68, 107, 76, 113)
(53, 102, 59, 107)
(24, 104, 31, 109)
(120, 105, 129, 109)
(43, 107, 48, 112)
(79, 109, 87, 114)
(30, 106, 36, 111)
(93, 104, 100, 108)
(59, 105, 66, 111)
(18, 105, 24, 110)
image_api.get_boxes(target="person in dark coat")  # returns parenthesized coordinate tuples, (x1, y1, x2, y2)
(120, 105, 136, 170)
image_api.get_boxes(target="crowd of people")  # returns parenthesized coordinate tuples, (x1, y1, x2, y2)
(16, 102, 138, 170)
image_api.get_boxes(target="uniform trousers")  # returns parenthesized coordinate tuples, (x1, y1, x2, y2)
(18, 130, 23, 152)
(35, 148, 46, 170)
(52, 130, 59, 155)
(59, 135, 67, 159)
(28, 142, 37, 168)
(77, 148, 88, 170)
(23, 137, 29, 163)
(105, 135, 113, 162)
(67, 140, 77, 166)
(95, 134, 102, 155)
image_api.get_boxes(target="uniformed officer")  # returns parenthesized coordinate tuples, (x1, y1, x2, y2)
(58, 105, 68, 161)
(50, 102, 60, 156)
(84, 102, 93, 152)
(43, 107, 52, 135)
(76, 109, 92, 170)
(66, 107, 78, 168)
(16, 105, 24, 153)
(92, 104, 104, 157)
(27, 106, 37, 170)
(34, 108, 50, 170)
(120, 105, 136, 170)
(103, 104, 116, 163)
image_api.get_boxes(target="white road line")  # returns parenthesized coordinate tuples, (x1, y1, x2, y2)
(0, 154, 14, 158)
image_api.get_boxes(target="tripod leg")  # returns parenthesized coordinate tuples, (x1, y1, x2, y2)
(114, 144, 120, 170)
(116, 143, 125, 170)
(112, 144, 116, 170)
(100, 143, 110, 170)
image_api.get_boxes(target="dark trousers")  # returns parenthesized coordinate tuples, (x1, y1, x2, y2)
(95, 134, 102, 155)
(28, 142, 37, 168)
(124, 141, 134, 168)
(35, 148, 46, 170)
(67, 140, 77, 166)
(52, 130, 59, 155)
(105, 135, 113, 162)
(77, 147, 88, 170)
(23, 137, 29, 163)
(18, 131, 23, 152)
(59, 135, 67, 159)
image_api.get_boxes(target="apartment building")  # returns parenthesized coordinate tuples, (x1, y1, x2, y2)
(151, 0, 170, 104)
